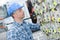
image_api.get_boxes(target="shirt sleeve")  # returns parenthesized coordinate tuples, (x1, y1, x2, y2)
(28, 23, 40, 32)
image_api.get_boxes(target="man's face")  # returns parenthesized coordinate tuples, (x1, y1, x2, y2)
(14, 8, 25, 19)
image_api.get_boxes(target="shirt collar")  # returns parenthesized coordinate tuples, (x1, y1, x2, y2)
(13, 20, 26, 27)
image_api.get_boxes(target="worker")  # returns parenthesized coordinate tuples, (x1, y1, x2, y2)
(7, 3, 40, 40)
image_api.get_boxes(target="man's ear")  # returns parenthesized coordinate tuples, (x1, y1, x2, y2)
(12, 12, 16, 18)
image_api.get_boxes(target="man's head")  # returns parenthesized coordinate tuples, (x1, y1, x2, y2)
(13, 7, 25, 19)
(7, 3, 24, 19)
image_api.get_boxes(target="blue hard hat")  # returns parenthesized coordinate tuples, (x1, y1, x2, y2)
(7, 3, 24, 17)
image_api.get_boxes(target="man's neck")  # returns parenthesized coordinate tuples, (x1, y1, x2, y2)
(14, 17, 23, 23)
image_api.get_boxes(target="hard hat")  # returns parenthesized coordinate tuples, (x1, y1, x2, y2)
(7, 3, 24, 17)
